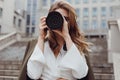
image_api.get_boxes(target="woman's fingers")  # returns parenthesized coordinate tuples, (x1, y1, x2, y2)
(41, 22, 47, 27)
(39, 25, 48, 30)
(40, 16, 46, 21)
(39, 16, 48, 30)
(41, 18, 46, 23)
(40, 17, 46, 26)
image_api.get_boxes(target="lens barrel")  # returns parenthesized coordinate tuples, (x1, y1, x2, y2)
(46, 11, 63, 30)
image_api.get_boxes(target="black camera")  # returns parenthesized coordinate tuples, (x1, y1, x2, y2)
(46, 11, 63, 30)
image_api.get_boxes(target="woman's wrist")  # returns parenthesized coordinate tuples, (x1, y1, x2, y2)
(37, 36, 45, 53)
(64, 35, 73, 50)
(39, 32, 46, 40)
(64, 34, 71, 42)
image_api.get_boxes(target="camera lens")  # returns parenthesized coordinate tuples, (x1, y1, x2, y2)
(46, 11, 63, 30)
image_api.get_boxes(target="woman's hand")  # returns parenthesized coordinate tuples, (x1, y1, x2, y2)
(52, 16, 70, 40)
(39, 16, 48, 40)
(38, 16, 48, 53)
(52, 16, 73, 50)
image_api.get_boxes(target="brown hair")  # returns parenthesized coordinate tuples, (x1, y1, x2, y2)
(47, 0, 90, 54)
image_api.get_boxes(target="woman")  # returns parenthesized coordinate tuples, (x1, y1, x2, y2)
(18, 0, 94, 80)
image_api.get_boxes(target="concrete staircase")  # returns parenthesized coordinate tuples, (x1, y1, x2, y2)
(0, 38, 114, 80)
(88, 38, 114, 80)
(0, 61, 21, 80)
(0, 60, 114, 80)
(92, 63, 114, 80)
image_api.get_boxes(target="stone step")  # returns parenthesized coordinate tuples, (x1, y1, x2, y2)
(0, 64, 21, 70)
(0, 70, 19, 76)
(93, 67, 113, 74)
(92, 63, 113, 68)
(90, 55, 108, 64)
(0, 61, 22, 70)
(92, 63, 113, 73)
(0, 61, 22, 65)
(0, 76, 18, 80)
(94, 73, 114, 80)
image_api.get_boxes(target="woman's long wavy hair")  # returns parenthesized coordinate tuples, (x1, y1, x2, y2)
(47, 0, 90, 54)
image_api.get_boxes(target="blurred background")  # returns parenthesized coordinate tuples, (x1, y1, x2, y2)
(0, 0, 120, 80)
